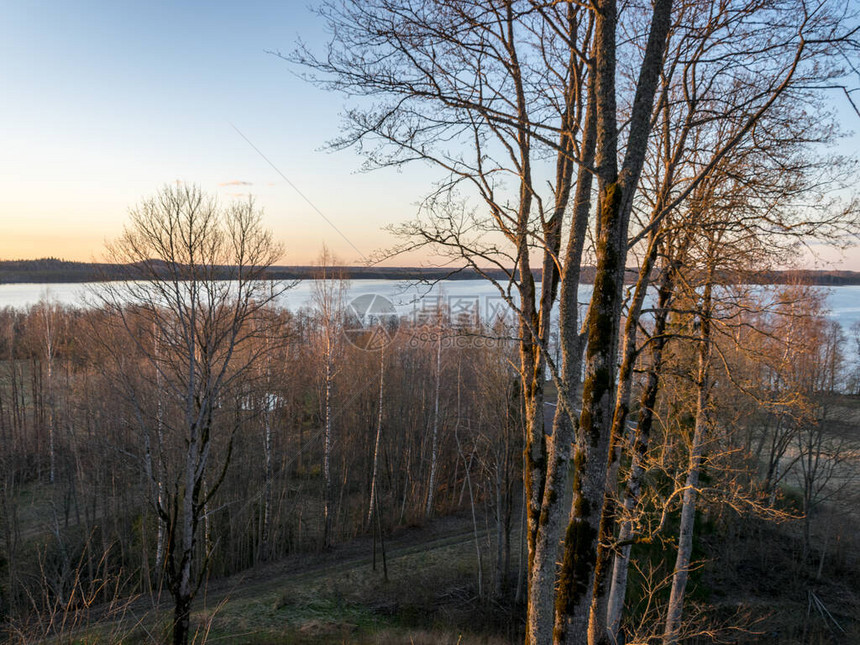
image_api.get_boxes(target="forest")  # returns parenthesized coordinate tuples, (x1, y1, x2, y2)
(0, 186, 857, 644)
(3, 0, 860, 643)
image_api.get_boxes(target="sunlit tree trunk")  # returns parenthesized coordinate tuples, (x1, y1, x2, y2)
(606, 259, 677, 641)
(527, 60, 597, 645)
(555, 0, 672, 640)
(663, 270, 713, 645)
(588, 232, 660, 642)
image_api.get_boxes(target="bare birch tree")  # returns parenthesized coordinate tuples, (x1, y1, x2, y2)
(31, 298, 63, 486)
(311, 246, 349, 547)
(425, 311, 445, 518)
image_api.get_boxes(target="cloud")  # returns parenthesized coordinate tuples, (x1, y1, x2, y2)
(219, 180, 253, 187)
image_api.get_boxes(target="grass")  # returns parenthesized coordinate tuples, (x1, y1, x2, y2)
(199, 533, 490, 642)
(25, 512, 521, 644)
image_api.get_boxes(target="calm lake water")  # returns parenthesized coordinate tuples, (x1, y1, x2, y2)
(1, 280, 858, 331)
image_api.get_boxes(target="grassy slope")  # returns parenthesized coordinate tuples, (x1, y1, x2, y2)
(21, 512, 522, 644)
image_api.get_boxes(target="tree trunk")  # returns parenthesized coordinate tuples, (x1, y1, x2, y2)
(368, 346, 385, 526)
(662, 374, 708, 644)
(527, 65, 597, 645)
(323, 353, 334, 547)
(173, 592, 192, 645)
(175, 434, 200, 645)
(606, 261, 676, 642)
(261, 400, 273, 559)
(425, 329, 442, 517)
(591, 232, 661, 640)
(556, 0, 673, 636)
(663, 278, 712, 645)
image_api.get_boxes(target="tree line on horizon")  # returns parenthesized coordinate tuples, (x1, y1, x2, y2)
(4, 257, 860, 287)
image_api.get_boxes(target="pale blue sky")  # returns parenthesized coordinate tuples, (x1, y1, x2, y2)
(0, 0, 434, 265)
(1, 1, 858, 269)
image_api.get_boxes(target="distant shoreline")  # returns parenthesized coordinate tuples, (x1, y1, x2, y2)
(2, 258, 860, 286)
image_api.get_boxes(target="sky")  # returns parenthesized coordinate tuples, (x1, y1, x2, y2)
(0, 0, 437, 267)
(1, 1, 859, 270)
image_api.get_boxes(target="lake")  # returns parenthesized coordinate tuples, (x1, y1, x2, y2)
(1, 280, 858, 333)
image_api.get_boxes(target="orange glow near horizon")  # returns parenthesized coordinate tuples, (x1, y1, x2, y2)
(1, 233, 109, 264)
(4, 230, 860, 272)
(0, 226, 436, 268)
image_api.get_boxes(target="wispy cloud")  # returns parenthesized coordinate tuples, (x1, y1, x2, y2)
(219, 180, 253, 187)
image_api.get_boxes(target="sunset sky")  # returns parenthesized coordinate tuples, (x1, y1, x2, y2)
(2, 1, 859, 269)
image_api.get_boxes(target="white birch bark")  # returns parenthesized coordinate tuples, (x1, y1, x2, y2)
(261, 395, 273, 558)
(312, 251, 347, 548)
(368, 345, 385, 525)
(425, 328, 442, 517)
(39, 301, 57, 485)
(662, 375, 708, 644)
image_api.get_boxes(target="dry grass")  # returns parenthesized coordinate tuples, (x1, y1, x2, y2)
(30, 511, 521, 644)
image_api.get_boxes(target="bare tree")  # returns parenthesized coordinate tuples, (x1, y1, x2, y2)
(311, 246, 349, 547)
(97, 184, 284, 645)
(368, 344, 387, 528)
(425, 310, 446, 518)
